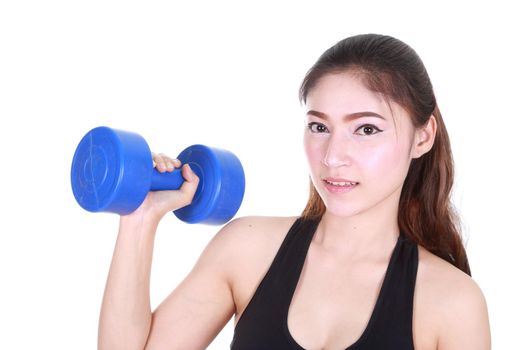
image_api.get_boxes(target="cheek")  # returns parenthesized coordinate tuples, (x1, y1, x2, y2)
(361, 140, 412, 182)
(303, 135, 324, 166)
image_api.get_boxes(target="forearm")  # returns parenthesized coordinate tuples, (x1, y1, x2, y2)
(98, 212, 160, 350)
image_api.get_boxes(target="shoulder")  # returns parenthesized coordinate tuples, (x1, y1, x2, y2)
(218, 215, 299, 237)
(414, 246, 491, 349)
(416, 246, 488, 314)
(205, 216, 299, 313)
(212, 215, 298, 249)
(203, 215, 298, 273)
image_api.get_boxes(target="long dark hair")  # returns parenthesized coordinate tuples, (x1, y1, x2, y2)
(299, 34, 471, 276)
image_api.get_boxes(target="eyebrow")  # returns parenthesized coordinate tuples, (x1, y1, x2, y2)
(306, 110, 386, 121)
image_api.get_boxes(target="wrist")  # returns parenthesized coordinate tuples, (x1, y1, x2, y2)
(119, 206, 163, 230)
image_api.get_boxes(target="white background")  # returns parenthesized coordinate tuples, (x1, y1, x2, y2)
(1, 1, 523, 348)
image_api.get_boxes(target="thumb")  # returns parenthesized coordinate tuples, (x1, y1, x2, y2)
(181, 163, 198, 182)
(178, 164, 200, 203)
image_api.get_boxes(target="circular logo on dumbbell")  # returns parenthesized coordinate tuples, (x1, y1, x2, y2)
(81, 145, 108, 192)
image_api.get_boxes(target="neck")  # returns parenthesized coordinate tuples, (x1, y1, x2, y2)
(313, 198, 400, 260)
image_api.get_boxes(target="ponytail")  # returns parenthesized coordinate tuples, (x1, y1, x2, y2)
(398, 105, 471, 275)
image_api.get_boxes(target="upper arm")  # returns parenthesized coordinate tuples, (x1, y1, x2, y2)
(437, 277, 491, 350)
(144, 218, 246, 350)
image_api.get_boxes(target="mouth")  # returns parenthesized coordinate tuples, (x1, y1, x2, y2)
(322, 178, 359, 192)
(323, 179, 358, 186)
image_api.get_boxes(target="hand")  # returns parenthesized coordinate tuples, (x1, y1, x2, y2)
(123, 152, 200, 222)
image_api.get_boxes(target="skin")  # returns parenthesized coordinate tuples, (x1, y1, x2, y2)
(98, 72, 491, 350)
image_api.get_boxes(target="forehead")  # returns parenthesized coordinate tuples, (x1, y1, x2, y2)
(305, 72, 399, 121)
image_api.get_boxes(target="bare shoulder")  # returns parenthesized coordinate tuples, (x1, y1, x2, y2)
(414, 246, 491, 350)
(211, 215, 298, 255)
(217, 215, 298, 240)
(205, 216, 298, 278)
(211, 216, 299, 320)
(214, 216, 297, 258)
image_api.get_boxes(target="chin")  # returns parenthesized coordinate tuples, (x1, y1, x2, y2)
(321, 200, 366, 218)
(326, 208, 364, 219)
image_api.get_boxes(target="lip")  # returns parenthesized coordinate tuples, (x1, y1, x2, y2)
(322, 177, 359, 193)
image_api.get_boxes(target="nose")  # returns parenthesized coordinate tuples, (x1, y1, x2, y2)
(323, 132, 351, 168)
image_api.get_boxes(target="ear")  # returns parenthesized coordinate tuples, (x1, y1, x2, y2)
(411, 115, 437, 159)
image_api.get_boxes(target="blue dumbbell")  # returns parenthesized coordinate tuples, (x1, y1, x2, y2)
(71, 126, 245, 225)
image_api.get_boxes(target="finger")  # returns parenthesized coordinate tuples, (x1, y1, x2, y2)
(164, 157, 181, 170)
(158, 153, 181, 171)
(152, 152, 168, 172)
(158, 153, 174, 171)
(171, 158, 182, 168)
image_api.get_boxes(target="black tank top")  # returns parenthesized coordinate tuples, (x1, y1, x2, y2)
(230, 217, 419, 349)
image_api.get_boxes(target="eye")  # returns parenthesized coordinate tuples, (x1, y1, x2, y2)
(355, 124, 383, 136)
(307, 122, 329, 133)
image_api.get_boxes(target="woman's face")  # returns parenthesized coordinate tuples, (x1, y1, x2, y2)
(303, 72, 420, 218)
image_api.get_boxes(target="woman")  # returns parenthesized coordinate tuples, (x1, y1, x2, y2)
(98, 34, 491, 349)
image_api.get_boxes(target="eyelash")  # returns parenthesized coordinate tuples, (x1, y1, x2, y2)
(306, 122, 383, 136)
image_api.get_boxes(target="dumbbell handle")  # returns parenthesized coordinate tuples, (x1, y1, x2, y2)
(150, 167, 185, 191)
